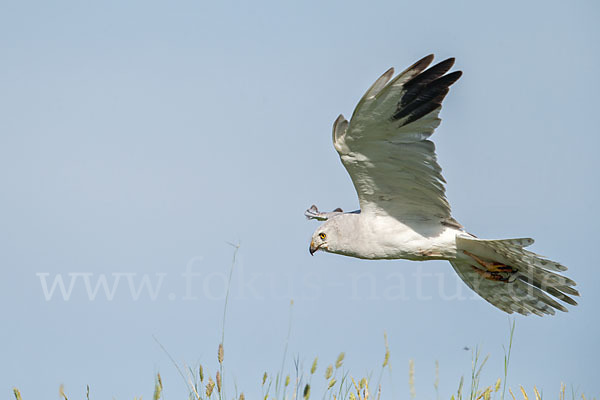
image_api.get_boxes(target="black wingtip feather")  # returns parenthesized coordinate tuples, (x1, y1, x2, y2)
(397, 54, 435, 80)
(411, 54, 435, 71)
(442, 70, 463, 86)
(401, 92, 448, 125)
(400, 58, 457, 107)
(391, 56, 462, 125)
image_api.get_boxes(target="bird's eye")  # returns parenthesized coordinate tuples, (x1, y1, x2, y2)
(319, 233, 326, 240)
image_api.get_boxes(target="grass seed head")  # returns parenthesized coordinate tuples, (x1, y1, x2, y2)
(484, 388, 491, 400)
(218, 343, 224, 364)
(328, 378, 337, 390)
(383, 333, 390, 368)
(206, 377, 215, 397)
(519, 386, 529, 400)
(311, 357, 318, 374)
(360, 378, 367, 389)
(335, 352, 345, 369)
(239, 393, 245, 400)
(153, 373, 163, 400)
(303, 384, 311, 399)
(13, 388, 22, 400)
(59, 384, 68, 400)
(285, 375, 290, 387)
(325, 365, 333, 379)
(199, 365, 204, 382)
(262, 372, 267, 385)
(495, 378, 501, 392)
(216, 371, 222, 393)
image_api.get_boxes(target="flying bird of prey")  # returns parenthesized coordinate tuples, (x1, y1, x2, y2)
(306, 55, 578, 316)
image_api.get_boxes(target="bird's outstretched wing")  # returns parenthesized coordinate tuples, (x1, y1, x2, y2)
(332, 55, 462, 225)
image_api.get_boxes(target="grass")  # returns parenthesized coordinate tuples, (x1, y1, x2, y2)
(30, 335, 592, 400)
(12, 246, 595, 400)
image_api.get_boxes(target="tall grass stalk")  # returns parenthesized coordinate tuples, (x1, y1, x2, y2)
(153, 335, 195, 396)
(275, 300, 294, 399)
(374, 332, 391, 398)
(219, 241, 240, 400)
(469, 346, 489, 400)
(13, 388, 23, 400)
(502, 319, 516, 400)
(434, 360, 440, 400)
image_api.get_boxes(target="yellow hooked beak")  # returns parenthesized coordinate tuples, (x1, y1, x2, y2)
(309, 240, 319, 256)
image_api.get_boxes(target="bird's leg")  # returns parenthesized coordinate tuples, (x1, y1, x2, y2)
(470, 267, 509, 282)
(463, 250, 516, 282)
(463, 250, 514, 272)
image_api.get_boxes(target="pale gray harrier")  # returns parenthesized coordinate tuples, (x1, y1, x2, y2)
(306, 55, 578, 316)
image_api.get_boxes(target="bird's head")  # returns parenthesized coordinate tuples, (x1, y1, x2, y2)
(309, 221, 337, 256)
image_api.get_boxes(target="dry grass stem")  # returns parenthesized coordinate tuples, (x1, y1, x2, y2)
(434, 360, 439, 394)
(519, 385, 529, 400)
(533, 386, 541, 400)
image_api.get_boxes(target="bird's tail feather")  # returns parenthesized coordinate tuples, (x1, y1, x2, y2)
(451, 236, 578, 316)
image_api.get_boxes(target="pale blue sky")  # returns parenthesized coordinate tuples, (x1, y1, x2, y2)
(1, 1, 599, 399)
